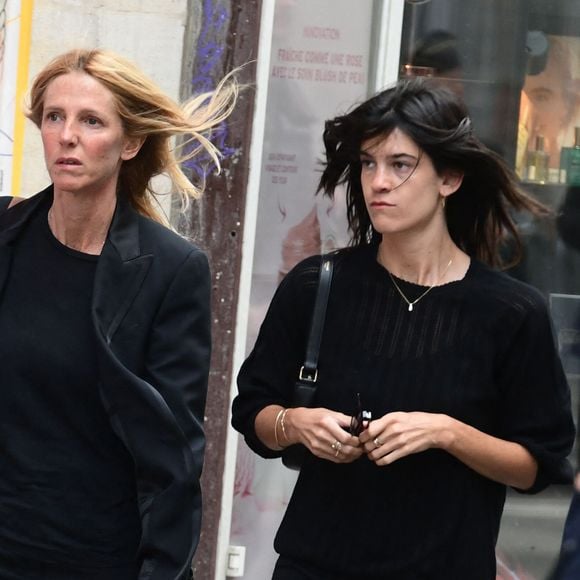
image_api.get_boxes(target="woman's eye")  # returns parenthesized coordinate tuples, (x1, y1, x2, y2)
(360, 158, 374, 168)
(529, 89, 553, 106)
(46, 112, 60, 122)
(85, 117, 101, 126)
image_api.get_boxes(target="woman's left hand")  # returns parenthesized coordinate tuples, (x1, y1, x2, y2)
(359, 411, 452, 466)
(360, 411, 538, 489)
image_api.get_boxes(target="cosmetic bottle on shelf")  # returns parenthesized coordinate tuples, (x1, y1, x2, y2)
(560, 127, 580, 186)
(526, 136, 549, 183)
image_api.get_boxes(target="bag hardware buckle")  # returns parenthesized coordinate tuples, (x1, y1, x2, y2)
(298, 366, 318, 382)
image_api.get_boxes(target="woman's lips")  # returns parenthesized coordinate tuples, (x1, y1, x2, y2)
(56, 157, 82, 165)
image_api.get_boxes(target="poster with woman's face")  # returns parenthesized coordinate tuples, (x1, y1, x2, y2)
(521, 34, 580, 171)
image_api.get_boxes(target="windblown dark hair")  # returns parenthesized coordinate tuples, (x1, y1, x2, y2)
(317, 78, 547, 268)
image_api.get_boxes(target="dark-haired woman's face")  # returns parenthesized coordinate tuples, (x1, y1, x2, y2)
(359, 128, 452, 238)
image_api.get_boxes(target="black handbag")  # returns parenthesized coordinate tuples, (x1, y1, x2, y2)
(281, 255, 334, 470)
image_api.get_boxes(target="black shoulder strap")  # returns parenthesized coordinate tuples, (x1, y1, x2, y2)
(299, 255, 334, 383)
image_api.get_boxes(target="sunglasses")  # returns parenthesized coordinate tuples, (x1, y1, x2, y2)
(350, 392, 372, 436)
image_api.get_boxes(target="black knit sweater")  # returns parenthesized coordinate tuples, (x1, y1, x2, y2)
(232, 244, 575, 579)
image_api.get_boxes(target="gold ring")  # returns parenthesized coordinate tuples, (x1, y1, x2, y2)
(373, 437, 382, 448)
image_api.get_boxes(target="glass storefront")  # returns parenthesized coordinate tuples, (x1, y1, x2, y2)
(399, 1, 579, 577)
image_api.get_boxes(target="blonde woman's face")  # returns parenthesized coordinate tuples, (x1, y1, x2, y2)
(40, 71, 141, 198)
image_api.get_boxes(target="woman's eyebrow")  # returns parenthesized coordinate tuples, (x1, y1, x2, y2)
(359, 149, 418, 161)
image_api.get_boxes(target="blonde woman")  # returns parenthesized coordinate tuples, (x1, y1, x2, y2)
(0, 48, 237, 579)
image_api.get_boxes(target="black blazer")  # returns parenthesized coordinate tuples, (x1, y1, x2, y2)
(0, 187, 210, 580)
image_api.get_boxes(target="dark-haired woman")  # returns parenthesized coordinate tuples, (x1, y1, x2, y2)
(232, 78, 575, 580)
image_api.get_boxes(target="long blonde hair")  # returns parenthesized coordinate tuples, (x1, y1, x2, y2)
(26, 48, 239, 224)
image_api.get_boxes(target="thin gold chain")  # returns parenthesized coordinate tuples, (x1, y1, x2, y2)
(387, 257, 453, 312)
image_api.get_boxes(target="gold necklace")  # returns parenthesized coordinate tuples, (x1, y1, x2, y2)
(387, 257, 453, 312)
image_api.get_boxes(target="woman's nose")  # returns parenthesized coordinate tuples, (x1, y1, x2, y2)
(371, 166, 395, 192)
(59, 122, 79, 146)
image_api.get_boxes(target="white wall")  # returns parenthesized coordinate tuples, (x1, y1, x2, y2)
(20, 0, 188, 197)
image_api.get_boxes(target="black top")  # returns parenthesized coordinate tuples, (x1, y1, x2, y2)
(232, 245, 575, 580)
(0, 199, 140, 578)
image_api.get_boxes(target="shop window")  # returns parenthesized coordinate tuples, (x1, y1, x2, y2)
(400, 0, 580, 577)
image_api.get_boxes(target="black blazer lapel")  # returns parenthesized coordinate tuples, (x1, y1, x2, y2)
(92, 197, 153, 343)
(0, 196, 12, 212)
(0, 188, 51, 300)
(0, 188, 152, 335)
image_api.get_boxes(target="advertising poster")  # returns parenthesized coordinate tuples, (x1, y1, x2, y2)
(517, 34, 580, 182)
(230, 1, 375, 577)
(0, 0, 30, 197)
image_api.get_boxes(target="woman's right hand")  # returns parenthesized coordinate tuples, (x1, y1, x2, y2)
(283, 407, 364, 463)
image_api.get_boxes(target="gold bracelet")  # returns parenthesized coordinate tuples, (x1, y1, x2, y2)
(274, 408, 285, 449)
(280, 408, 290, 444)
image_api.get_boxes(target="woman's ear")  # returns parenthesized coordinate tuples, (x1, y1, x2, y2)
(440, 170, 464, 197)
(121, 136, 145, 161)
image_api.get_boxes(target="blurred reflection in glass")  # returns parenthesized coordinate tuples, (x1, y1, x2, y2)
(404, 29, 464, 97)
(522, 34, 580, 172)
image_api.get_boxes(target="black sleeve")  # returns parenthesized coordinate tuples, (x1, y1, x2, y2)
(495, 291, 576, 494)
(231, 257, 320, 458)
(139, 248, 211, 579)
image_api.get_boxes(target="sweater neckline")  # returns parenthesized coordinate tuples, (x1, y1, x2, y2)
(368, 245, 475, 291)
